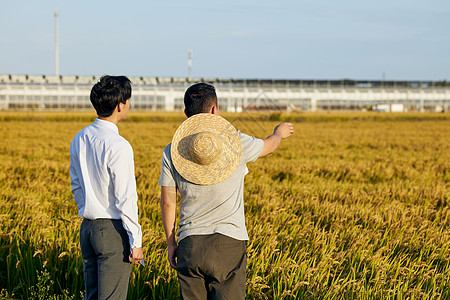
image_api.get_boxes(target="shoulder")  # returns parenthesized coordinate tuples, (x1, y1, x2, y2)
(239, 131, 263, 147)
(110, 136, 133, 154)
(238, 131, 264, 162)
(70, 124, 91, 149)
(162, 143, 172, 161)
(163, 143, 172, 153)
(72, 123, 92, 139)
(239, 131, 254, 141)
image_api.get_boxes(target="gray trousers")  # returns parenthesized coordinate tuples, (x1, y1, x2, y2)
(80, 219, 132, 300)
(177, 233, 247, 300)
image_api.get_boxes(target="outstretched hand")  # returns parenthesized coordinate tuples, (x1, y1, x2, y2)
(259, 122, 294, 158)
(274, 122, 294, 139)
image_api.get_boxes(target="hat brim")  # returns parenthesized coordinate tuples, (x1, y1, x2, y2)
(171, 113, 242, 185)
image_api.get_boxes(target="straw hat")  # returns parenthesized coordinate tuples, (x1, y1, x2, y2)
(171, 113, 242, 185)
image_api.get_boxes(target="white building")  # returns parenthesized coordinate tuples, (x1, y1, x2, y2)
(0, 74, 449, 112)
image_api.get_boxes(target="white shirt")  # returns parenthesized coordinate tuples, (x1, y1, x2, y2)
(70, 118, 142, 248)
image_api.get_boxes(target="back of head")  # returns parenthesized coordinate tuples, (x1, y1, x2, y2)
(184, 83, 218, 117)
(90, 75, 132, 117)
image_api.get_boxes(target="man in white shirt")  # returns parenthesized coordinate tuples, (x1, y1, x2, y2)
(70, 75, 144, 300)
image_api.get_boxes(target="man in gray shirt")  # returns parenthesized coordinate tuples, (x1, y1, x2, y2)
(159, 83, 293, 299)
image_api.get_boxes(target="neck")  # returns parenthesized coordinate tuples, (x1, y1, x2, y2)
(99, 115, 119, 126)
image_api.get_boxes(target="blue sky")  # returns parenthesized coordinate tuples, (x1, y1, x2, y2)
(1, 0, 449, 81)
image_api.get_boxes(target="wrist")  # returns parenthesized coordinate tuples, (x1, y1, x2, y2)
(167, 239, 177, 247)
(273, 133, 283, 140)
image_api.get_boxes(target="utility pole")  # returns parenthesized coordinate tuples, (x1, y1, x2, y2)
(187, 50, 192, 80)
(54, 11, 59, 76)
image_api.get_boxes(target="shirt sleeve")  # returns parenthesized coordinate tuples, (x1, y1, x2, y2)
(69, 138, 84, 207)
(158, 144, 177, 187)
(239, 131, 264, 163)
(108, 142, 142, 249)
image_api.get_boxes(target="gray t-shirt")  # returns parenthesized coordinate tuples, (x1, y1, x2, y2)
(158, 131, 264, 242)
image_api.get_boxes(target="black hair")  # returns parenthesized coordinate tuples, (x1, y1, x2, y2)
(90, 75, 132, 117)
(184, 83, 218, 117)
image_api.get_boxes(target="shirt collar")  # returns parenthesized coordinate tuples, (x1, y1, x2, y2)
(94, 118, 119, 134)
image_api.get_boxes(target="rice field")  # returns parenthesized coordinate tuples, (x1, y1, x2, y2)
(0, 111, 449, 299)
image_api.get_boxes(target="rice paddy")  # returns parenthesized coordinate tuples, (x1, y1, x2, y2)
(0, 111, 449, 299)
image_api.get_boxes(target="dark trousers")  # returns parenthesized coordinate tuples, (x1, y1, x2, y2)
(80, 219, 132, 300)
(177, 233, 247, 300)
